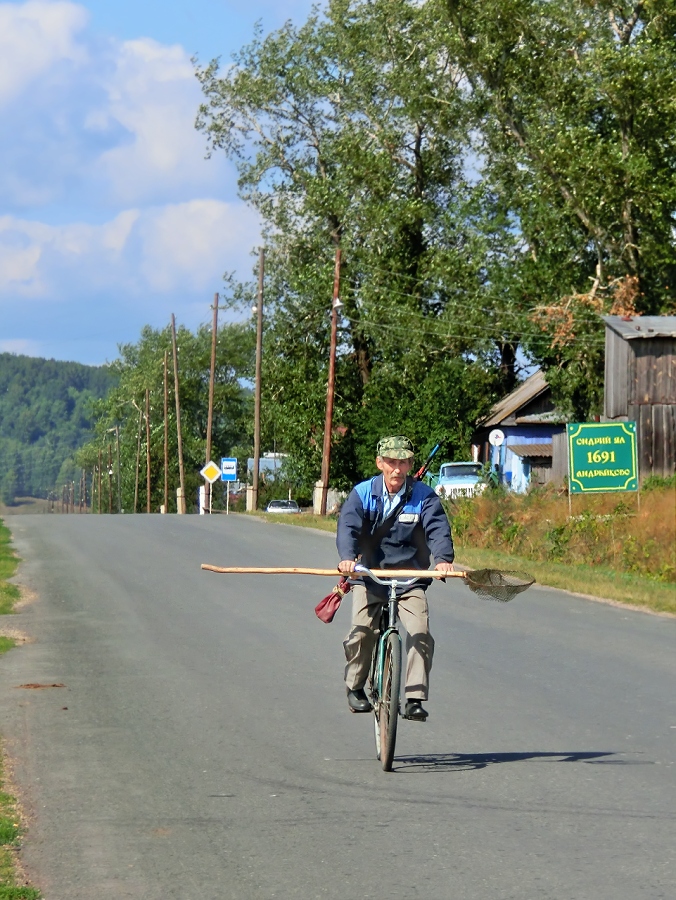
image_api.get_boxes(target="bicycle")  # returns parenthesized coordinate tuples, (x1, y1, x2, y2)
(350, 563, 421, 772)
(201, 561, 535, 773)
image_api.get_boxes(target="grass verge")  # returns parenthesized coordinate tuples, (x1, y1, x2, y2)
(247, 511, 339, 533)
(0, 758, 40, 900)
(0, 520, 19, 627)
(242, 511, 676, 615)
(0, 520, 40, 899)
(455, 547, 676, 615)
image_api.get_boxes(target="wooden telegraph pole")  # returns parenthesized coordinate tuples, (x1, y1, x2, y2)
(252, 249, 264, 511)
(163, 351, 169, 513)
(107, 444, 113, 514)
(171, 314, 186, 513)
(319, 247, 341, 515)
(145, 388, 152, 513)
(205, 293, 219, 513)
(97, 449, 102, 514)
(115, 425, 122, 513)
(134, 406, 142, 513)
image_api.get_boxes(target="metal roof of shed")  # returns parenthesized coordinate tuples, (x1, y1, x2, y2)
(482, 369, 549, 426)
(508, 443, 553, 457)
(602, 315, 676, 340)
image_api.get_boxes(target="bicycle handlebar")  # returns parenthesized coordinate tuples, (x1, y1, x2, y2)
(352, 563, 422, 588)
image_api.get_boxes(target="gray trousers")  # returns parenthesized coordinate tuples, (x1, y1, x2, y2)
(343, 584, 435, 701)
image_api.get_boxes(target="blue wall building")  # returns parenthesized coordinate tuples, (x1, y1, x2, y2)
(473, 370, 568, 492)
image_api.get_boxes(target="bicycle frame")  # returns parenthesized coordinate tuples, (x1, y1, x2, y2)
(371, 586, 402, 700)
(350, 564, 419, 770)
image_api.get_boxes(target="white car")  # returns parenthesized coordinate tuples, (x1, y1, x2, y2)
(265, 499, 301, 514)
(434, 462, 485, 499)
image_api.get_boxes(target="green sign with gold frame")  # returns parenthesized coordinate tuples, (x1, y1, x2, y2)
(567, 422, 638, 493)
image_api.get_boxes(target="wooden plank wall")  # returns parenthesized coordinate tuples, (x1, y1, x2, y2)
(630, 339, 676, 405)
(604, 328, 630, 418)
(551, 431, 568, 485)
(605, 327, 676, 477)
(628, 403, 676, 478)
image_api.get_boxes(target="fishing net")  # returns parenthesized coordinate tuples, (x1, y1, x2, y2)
(463, 569, 535, 602)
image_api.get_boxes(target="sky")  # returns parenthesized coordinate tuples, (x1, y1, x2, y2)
(0, 0, 315, 365)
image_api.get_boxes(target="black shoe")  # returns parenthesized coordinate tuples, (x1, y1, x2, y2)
(347, 688, 372, 713)
(404, 699, 428, 721)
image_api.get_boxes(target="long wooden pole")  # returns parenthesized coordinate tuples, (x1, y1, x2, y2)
(107, 444, 113, 514)
(115, 425, 122, 513)
(134, 406, 142, 514)
(319, 247, 341, 515)
(163, 351, 169, 513)
(97, 449, 102, 514)
(201, 564, 460, 579)
(145, 388, 151, 514)
(205, 293, 219, 512)
(252, 249, 264, 511)
(171, 314, 186, 512)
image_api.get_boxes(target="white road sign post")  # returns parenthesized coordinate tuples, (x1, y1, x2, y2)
(200, 460, 222, 515)
(221, 458, 238, 515)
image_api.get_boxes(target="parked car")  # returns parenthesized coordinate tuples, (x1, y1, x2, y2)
(434, 462, 485, 499)
(265, 499, 301, 514)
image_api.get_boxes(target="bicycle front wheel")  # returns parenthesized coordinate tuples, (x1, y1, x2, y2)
(378, 632, 402, 772)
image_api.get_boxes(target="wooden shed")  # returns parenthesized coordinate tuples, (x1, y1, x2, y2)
(603, 315, 676, 478)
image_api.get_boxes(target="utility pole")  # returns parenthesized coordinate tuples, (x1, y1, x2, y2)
(97, 449, 102, 514)
(115, 425, 122, 513)
(134, 405, 142, 513)
(320, 247, 341, 515)
(252, 248, 264, 511)
(108, 444, 113, 514)
(205, 292, 219, 513)
(145, 388, 152, 513)
(163, 351, 169, 513)
(171, 314, 186, 513)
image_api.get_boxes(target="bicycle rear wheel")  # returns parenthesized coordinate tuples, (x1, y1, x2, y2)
(378, 632, 401, 772)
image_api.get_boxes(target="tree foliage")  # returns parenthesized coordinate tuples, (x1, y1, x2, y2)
(0, 353, 116, 503)
(195, 0, 675, 475)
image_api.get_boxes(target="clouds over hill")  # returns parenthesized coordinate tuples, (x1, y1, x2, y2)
(0, 1, 260, 363)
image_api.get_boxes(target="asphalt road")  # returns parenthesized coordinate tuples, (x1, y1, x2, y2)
(0, 514, 674, 900)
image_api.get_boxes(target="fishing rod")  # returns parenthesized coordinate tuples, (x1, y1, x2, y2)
(414, 442, 441, 481)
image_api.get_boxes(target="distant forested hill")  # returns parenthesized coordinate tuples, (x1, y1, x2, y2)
(0, 353, 117, 503)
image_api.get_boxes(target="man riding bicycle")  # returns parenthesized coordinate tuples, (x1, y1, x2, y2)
(337, 436, 455, 721)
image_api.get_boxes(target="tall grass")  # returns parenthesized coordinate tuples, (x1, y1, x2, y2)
(447, 484, 675, 583)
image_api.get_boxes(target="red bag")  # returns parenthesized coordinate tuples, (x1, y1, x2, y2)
(315, 577, 351, 623)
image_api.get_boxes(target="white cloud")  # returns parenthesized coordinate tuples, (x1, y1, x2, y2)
(0, 3, 234, 211)
(0, 2, 261, 363)
(0, 338, 43, 356)
(93, 37, 226, 205)
(0, 1, 88, 106)
(0, 201, 259, 299)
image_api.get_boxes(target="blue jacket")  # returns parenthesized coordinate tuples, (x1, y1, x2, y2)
(337, 474, 455, 595)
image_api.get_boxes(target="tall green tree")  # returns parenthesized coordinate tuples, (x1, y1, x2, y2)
(196, 0, 508, 486)
(444, 0, 676, 414)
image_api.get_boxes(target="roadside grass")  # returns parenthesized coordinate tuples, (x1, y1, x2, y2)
(0, 520, 40, 899)
(0, 758, 40, 899)
(242, 508, 676, 615)
(0, 522, 19, 623)
(247, 510, 339, 533)
(455, 547, 676, 616)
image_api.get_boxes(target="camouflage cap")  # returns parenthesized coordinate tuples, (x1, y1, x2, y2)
(376, 435, 415, 460)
